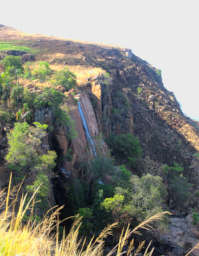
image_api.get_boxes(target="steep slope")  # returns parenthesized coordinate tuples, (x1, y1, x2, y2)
(1, 23, 199, 204)
(1, 25, 199, 255)
(1, 24, 199, 190)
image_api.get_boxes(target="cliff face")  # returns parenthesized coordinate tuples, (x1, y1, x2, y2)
(1, 25, 199, 254)
(0, 24, 199, 189)
(1, 24, 199, 190)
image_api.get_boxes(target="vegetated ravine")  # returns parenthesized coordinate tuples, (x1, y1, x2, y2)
(1, 24, 199, 255)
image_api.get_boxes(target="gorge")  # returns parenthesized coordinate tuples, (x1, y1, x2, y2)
(1, 24, 199, 255)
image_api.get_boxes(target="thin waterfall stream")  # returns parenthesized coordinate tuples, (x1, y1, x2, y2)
(78, 101, 97, 157)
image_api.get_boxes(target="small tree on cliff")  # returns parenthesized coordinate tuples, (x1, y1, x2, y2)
(6, 122, 56, 211)
(106, 133, 142, 169)
(163, 163, 192, 210)
(52, 68, 76, 91)
(1, 55, 23, 79)
(101, 173, 167, 225)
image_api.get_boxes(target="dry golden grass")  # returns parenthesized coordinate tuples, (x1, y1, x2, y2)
(0, 176, 197, 255)
(18, 62, 105, 91)
(66, 65, 105, 85)
(0, 176, 173, 256)
(185, 241, 199, 256)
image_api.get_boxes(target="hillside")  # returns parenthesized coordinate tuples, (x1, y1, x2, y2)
(1, 25, 199, 255)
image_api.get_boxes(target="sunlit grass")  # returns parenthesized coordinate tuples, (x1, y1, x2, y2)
(0, 176, 173, 256)
(0, 42, 34, 53)
(2, 175, 196, 256)
(18, 63, 105, 91)
(50, 64, 105, 85)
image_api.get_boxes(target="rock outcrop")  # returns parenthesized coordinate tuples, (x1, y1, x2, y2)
(1, 25, 199, 254)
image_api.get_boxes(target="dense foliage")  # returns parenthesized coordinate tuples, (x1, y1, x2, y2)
(68, 157, 167, 235)
(106, 133, 142, 169)
(6, 122, 56, 213)
(163, 163, 192, 210)
(0, 55, 79, 217)
(31, 61, 52, 82)
(1, 55, 24, 77)
(51, 67, 76, 91)
(0, 53, 196, 244)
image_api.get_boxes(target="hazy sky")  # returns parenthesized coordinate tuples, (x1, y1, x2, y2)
(1, 0, 199, 120)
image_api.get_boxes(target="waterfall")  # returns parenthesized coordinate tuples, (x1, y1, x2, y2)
(78, 102, 97, 157)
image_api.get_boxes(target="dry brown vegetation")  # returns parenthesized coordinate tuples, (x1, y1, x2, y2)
(0, 176, 174, 256)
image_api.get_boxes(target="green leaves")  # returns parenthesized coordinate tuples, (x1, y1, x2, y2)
(101, 194, 124, 212)
(6, 122, 56, 174)
(6, 122, 30, 171)
(1, 56, 23, 77)
(5, 122, 57, 213)
(163, 163, 191, 210)
(33, 122, 48, 130)
(101, 173, 167, 224)
(10, 85, 24, 107)
(26, 173, 49, 198)
(51, 68, 76, 91)
(106, 133, 142, 168)
(31, 61, 52, 82)
(34, 87, 64, 109)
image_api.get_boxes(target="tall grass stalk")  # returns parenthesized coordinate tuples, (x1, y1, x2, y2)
(0, 178, 173, 256)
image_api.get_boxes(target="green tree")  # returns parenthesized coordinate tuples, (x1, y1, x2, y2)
(6, 122, 56, 172)
(6, 122, 56, 212)
(1, 56, 23, 78)
(34, 87, 64, 109)
(101, 173, 167, 224)
(77, 207, 94, 234)
(0, 108, 11, 130)
(32, 61, 52, 82)
(106, 133, 142, 168)
(0, 72, 13, 101)
(163, 163, 192, 210)
(6, 122, 55, 174)
(23, 62, 32, 79)
(10, 85, 24, 107)
(52, 68, 76, 91)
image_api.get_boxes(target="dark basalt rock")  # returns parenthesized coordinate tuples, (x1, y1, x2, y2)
(22, 54, 35, 62)
(6, 50, 27, 56)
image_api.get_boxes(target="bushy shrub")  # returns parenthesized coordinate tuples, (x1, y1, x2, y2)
(0, 109, 11, 128)
(163, 163, 192, 210)
(88, 156, 115, 179)
(52, 68, 76, 91)
(26, 173, 50, 210)
(32, 61, 52, 82)
(1, 56, 23, 77)
(101, 173, 167, 224)
(34, 87, 64, 109)
(192, 211, 199, 225)
(112, 165, 132, 188)
(10, 85, 24, 107)
(0, 72, 13, 101)
(23, 62, 32, 79)
(101, 194, 125, 221)
(5, 121, 56, 213)
(77, 207, 94, 234)
(6, 122, 55, 172)
(106, 133, 142, 168)
(23, 89, 36, 108)
(53, 107, 77, 138)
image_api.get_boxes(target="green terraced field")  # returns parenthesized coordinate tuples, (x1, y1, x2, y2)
(0, 42, 33, 52)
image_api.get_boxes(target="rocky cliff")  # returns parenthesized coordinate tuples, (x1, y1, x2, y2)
(1, 25, 199, 255)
